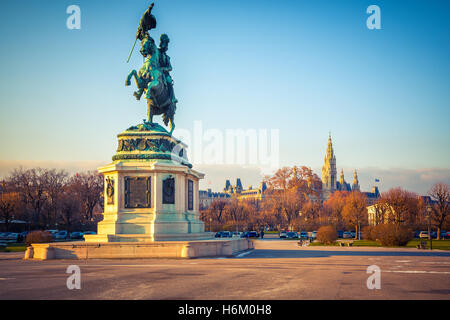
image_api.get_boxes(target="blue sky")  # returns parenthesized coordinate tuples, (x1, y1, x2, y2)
(0, 0, 449, 193)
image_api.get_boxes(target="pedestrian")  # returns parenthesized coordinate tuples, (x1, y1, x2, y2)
(260, 230, 264, 239)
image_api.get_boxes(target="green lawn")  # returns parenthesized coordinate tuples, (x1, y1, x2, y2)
(309, 241, 339, 246)
(406, 239, 450, 250)
(309, 239, 450, 250)
(0, 243, 27, 252)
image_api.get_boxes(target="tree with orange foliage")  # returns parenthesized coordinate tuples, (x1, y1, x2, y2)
(264, 166, 321, 230)
(342, 191, 368, 240)
(382, 188, 420, 226)
(323, 191, 350, 229)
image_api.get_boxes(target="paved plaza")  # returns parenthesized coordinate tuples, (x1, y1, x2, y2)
(0, 240, 449, 300)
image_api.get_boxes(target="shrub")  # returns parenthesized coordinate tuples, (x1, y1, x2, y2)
(25, 231, 53, 246)
(316, 225, 338, 244)
(374, 224, 413, 246)
(362, 226, 376, 241)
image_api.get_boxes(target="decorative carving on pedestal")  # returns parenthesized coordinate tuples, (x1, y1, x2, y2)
(124, 176, 151, 208)
(106, 177, 115, 205)
(117, 137, 181, 154)
(112, 122, 191, 168)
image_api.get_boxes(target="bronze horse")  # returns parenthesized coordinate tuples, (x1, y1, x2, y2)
(126, 35, 177, 134)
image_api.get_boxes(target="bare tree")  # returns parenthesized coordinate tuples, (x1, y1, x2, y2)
(59, 188, 81, 234)
(70, 171, 103, 222)
(10, 168, 49, 229)
(0, 180, 19, 231)
(44, 169, 69, 228)
(208, 199, 227, 223)
(225, 197, 244, 231)
(429, 183, 450, 240)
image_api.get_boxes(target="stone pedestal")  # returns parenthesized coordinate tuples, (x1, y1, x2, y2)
(24, 122, 254, 259)
(85, 122, 209, 243)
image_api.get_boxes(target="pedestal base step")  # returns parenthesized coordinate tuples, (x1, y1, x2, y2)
(24, 238, 253, 260)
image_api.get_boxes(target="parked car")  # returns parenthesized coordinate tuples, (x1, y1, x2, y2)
(223, 231, 232, 238)
(446, 231, 450, 239)
(54, 230, 68, 240)
(0, 232, 8, 240)
(45, 230, 59, 240)
(350, 231, 356, 238)
(232, 232, 241, 237)
(337, 230, 344, 238)
(279, 231, 288, 238)
(286, 232, 298, 239)
(215, 231, 232, 238)
(248, 231, 259, 238)
(419, 231, 429, 239)
(70, 231, 84, 240)
(17, 231, 29, 242)
(343, 231, 352, 239)
(431, 231, 437, 239)
(241, 231, 259, 238)
(299, 231, 309, 239)
(439, 231, 447, 239)
(6, 233, 19, 241)
(311, 231, 318, 239)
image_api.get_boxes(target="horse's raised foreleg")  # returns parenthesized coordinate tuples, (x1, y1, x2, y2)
(125, 70, 137, 86)
(126, 70, 145, 100)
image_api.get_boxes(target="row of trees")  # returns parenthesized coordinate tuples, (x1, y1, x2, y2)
(200, 166, 450, 240)
(0, 168, 104, 232)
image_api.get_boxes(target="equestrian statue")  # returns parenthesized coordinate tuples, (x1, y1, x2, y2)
(125, 3, 177, 134)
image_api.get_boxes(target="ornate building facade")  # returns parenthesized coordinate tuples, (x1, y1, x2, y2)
(199, 178, 267, 208)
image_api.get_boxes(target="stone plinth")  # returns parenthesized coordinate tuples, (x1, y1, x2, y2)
(86, 159, 206, 243)
(83, 122, 207, 243)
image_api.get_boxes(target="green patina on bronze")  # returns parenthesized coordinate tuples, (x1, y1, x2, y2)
(125, 3, 177, 135)
(113, 121, 191, 167)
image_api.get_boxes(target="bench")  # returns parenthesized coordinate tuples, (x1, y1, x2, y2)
(416, 241, 427, 250)
(297, 239, 310, 247)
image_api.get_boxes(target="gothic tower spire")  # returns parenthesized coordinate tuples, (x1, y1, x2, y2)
(352, 169, 360, 191)
(322, 134, 337, 196)
(339, 168, 345, 185)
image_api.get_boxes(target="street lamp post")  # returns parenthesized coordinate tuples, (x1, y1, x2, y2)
(427, 206, 433, 250)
